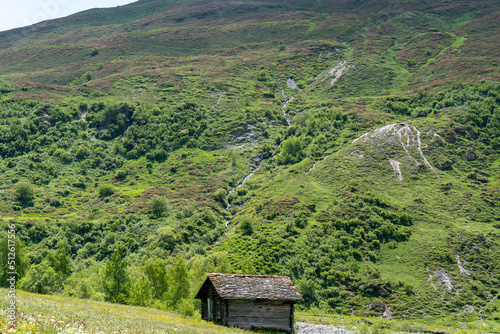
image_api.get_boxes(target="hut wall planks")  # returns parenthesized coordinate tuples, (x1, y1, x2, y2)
(226, 299, 294, 331)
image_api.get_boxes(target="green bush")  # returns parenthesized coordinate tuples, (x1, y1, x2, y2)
(178, 298, 196, 316)
(14, 182, 35, 206)
(148, 195, 168, 217)
(213, 188, 227, 202)
(19, 260, 57, 294)
(154, 226, 178, 250)
(73, 176, 87, 188)
(144, 258, 169, 299)
(298, 279, 317, 302)
(98, 184, 115, 198)
(277, 137, 305, 165)
(128, 276, 153, 306)
(75, 279, 94, 299)
(0, 81, 14, 93)
(115, 169, 128, 180)
(166, 255, 190, 308)
(240, 218, 254, 236)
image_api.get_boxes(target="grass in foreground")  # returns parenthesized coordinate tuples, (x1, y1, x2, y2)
(1, 289, 497, 334)
(0, 289, 249, 334)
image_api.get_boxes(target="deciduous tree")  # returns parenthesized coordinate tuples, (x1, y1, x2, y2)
(103, 244, 130, 304)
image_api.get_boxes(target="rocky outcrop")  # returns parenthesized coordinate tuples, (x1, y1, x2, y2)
(350, 123, 442, 180)
(465, 151, 476, 161)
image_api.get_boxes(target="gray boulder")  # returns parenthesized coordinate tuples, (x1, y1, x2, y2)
(465, 151, 476, 161)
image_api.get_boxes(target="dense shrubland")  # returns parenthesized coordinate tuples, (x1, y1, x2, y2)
(0, 81, 499, 320)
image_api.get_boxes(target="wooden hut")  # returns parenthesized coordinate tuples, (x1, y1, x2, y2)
(195, 273, 303, 333)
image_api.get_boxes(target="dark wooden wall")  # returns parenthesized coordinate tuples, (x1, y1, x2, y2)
(226, 299, 294, 332)
(201, 285, 228, 324)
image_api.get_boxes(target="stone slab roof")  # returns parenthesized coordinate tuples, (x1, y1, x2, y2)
(195, 273, 303, 302)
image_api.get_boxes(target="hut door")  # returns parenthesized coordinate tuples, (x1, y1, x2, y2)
(207, 297, 213, 321)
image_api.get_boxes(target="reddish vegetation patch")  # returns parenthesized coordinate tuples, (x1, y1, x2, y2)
(343, 103, 392, 130)
(260, 197, 306, 218)
(458, 13, 500, 58)
(394, 32, 454, 71)
(409, 13, 500, 87)
(342, 192, 354, 199)
(354, 28, 395, 55)
(317, 210, 332, 222)
(410, 57, 500, 88)
(142, 187, 169, 199)
(122, 202, 147, 214)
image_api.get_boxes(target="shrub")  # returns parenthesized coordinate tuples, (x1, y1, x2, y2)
(306, 203, 316, 212)
(54, 149, 73, 163)
(14, 182, 35, 206)
(75, 145, 91, 160)
(178, 298, 196, 316)
(298, 279, 317, 302)
(75, 279, 94, 299)
(98, 184, 114, 198)
(295, 216, 309, 228)
(370, 240, 381, 249)
(213, 188, 227, 202)
(115, 169, 128, 180)
(19, 259, 58, 294)
(166, 255, 190, 308)
(147, 149, 168, 161)
(148, 195, 168, 218)
(277, 137, 305, 165)
(128, 276, 153, 307)
(144, 258, 169, 299)
(73, 176, 87, 189)
(240, 218, 254, 236)
(0, 81, 14, 93)
(261, 143, 274, 157)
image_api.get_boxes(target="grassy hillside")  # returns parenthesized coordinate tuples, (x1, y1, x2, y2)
(0, 289, 250, 333)
(0, 0, 499, 331)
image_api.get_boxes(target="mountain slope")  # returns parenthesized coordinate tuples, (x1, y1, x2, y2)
(0, 0, 499, 329)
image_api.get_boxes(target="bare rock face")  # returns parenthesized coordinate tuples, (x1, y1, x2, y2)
(465, 151, 476, 161)
(350, 123, 442, 180)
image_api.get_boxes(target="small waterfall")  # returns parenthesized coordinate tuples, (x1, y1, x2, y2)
(217, 77, 300, 242)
